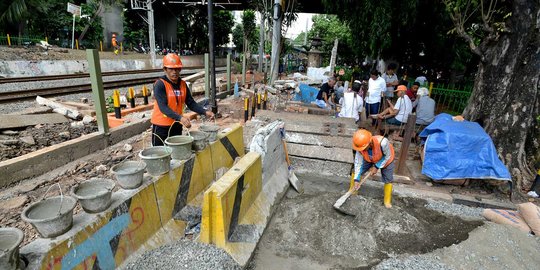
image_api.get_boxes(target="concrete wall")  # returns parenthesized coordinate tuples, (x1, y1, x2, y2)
(0, 55, 227, 77)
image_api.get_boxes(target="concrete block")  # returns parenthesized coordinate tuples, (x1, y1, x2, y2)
(285, 132, 351, 149)
(287, 142, 352, 163)
(0, 113, 68, 129)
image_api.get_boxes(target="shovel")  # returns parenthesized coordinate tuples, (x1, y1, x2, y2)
(333, 172, 372, 216)
(280, 128, 302, 193)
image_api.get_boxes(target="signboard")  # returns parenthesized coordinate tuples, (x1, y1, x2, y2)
(67, 3, 81, 16)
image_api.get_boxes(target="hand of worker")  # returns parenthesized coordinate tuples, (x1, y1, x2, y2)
(368, 166, 378, 176)
(205, 111, 215, 119)
(354, 181, 361, 191)
(179, 117, 192, 128)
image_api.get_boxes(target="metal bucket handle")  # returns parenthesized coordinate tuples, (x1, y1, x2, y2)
(41, 183, 64, 215)
(168, 120, 191, 137)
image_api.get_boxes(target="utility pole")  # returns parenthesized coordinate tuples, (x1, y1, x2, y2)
(258, 12, 265, 72)
(270, 0, 282, 85)
(147, 0, 156, 68)
(208, 0, 217, 113)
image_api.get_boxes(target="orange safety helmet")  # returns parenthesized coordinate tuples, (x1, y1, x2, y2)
(352, 129, 372, 151)
(163, 53, 183, 69)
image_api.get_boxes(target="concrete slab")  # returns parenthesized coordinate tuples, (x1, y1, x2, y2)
(285, 132, 351, 149)
(0, 113, 68, 129)
(287, 142, 351, 163)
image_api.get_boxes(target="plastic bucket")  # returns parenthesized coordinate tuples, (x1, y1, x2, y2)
(21, 195, 77, 238)
(165, 135, 194, 160)
(0, 228, 24, 270)
(199, 124, 220, 142)
(139, 146, 171, 176)
(190, 131, 208, 151)
(110, 161, 146, 189)
(71, 178, 115, 213)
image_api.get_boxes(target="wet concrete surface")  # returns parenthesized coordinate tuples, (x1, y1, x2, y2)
(247, 174, 483, 269)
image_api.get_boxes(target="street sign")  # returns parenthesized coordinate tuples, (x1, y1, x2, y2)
(67, 3, 81, 16)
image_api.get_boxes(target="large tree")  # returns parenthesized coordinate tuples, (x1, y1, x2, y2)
(444, 0, 540, 193)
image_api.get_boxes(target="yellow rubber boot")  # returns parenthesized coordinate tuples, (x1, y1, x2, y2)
(383, 183, 393, 208)
(349, 173, 358, 195)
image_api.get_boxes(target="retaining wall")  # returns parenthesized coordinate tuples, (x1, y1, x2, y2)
(20, 124, 244, 270)
(0, 55, 227, 77)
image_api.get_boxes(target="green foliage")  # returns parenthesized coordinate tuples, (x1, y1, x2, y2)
(232, 16, 259, 53)
(242, 10, 257, 52)
(171, 6, 234, 52)
(76, 1, 104, 48)
(307, 14, 354, 63)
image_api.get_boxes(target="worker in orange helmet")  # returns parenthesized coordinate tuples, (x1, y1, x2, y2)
(151, 53, 214, 146)
(352, 129, 395, 208)
(111, 33, 119, 55)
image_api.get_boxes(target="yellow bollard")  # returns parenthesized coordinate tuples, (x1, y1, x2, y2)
(128, 87, 136, 108)
(7, 34, 11, 46)
(75, 39, 79, 50)
(244, 97, 249, 122)
(120, 42, 123, 53)
(257, 93, 261, 110)
(100, 41, 103, 52)
(142, 85, 149, 105)
(429, 82, 434, 96)
(45, 36, 48, 43)
(113, 90, 121, 119)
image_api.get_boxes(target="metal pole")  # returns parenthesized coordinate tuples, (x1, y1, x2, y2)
(208, 0, 217, 113)
(147, 0, 156, 68)
(227, 53, 231, 93)
(204, 53, 210, 98)
(71, 15, 76, 49)
(258, 13, 265, 72)
(86, 49, 109, 134)
(270, 0, 282, 85)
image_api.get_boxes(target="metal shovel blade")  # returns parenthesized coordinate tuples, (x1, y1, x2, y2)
(333, 190, 356, 216)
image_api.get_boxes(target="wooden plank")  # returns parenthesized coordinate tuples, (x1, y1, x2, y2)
(183, 71, 205, 83)
(0, 113, 68, 129)
(36, 96, 82, 120)
(396, 114, 416, 175)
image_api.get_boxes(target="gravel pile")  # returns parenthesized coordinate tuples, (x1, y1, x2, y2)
(123, 238, 241, 270)
(375, 255, 454, 270)
(425, 199, 484, 218)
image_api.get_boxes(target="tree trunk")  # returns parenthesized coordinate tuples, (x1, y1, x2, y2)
(463, 0, 540, 193)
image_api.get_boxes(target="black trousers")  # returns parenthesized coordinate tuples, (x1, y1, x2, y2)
(152, 122, 183, 146)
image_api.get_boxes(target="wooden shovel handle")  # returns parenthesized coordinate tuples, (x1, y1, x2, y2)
(282, 139, 292, 166)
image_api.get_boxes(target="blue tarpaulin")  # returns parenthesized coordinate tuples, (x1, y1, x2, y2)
(294, 84, 319, 103)
(419, 113, 511, 181)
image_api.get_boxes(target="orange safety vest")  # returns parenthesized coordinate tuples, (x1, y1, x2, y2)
(360, 135, 395, 167)
(151, 78, 187, 126)
(112, 37, 118, 47)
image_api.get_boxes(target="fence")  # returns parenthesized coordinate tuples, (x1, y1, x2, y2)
(429, 83, 473, 115)
(0, 34, 46, 46)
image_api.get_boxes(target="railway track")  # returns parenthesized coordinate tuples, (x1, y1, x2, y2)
(0, 67, 225, 103)
(0, 66, 209, 84)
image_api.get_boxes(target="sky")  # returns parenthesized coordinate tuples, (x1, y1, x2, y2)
(232, 12, 315, 39)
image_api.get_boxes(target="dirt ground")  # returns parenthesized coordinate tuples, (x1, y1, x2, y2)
(0, 122, 98, 161)
(0, 46, 150, 61)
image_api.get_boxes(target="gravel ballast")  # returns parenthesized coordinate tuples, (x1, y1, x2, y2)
(122, 238, 241, 270)
(425, 199, 484, 218)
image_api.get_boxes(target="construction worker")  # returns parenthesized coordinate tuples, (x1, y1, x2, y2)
(151, 53, 214, 146)
(352, 129, 395, 208)
(112, 33, 119, 55)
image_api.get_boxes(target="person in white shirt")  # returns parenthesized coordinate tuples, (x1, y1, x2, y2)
(366, 69, 386, 125)
(373, 85, 412, 125)
(338, 80, 364, 123)
(381, 63, 399, 98)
